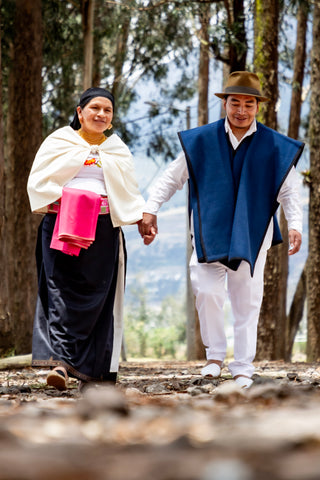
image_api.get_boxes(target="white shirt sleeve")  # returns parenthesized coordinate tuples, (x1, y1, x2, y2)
(144, 151, 189, 215)
(277, 166, 303, 233)
(144, 149, 303, 237)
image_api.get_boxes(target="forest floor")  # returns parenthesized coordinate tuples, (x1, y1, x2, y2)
(1, 359, 320, 480)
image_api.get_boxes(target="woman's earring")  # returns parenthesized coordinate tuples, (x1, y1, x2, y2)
(107, 124, 113, 130)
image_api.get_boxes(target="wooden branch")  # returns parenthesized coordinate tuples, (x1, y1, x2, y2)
(0, 354, 32, 370)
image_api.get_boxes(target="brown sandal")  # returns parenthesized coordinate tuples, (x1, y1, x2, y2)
(46, 366, 68, 391)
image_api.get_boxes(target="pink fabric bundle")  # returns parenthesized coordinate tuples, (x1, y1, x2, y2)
(50, 187, 102, 256)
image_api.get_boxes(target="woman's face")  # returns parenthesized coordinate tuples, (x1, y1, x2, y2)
(77, 96, 113, 134)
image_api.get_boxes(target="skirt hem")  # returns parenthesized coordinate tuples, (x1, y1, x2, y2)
(32, 359, 118, 383)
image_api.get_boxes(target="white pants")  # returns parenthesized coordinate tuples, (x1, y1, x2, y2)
(189, 248, 268, 378)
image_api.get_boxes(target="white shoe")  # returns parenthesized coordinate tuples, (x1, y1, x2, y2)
(201, 363, 221, 378)
(234, 376, 253, 389)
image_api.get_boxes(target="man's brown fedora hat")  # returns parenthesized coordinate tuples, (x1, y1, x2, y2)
(215, 71, 269, 102)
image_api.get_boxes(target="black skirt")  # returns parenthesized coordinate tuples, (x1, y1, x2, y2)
(32, 213, 124, 383)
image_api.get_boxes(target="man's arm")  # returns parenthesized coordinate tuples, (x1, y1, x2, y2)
(278, 167, 303, 256)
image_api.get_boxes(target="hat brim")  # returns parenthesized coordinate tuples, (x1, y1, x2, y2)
(214, 92, 270, 102)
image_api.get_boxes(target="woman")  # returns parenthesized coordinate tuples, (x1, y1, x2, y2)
(27, 87, 145, 390)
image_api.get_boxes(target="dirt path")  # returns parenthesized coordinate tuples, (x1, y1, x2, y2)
(1, 360, 320, 480)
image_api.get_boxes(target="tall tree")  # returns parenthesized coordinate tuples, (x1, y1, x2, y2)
(208, 0, 247, 72)
(0, 1, 10, 354)
(190, 1, 212, 360)
(41, 1, 83, 133)
(287, 1, 309, 141)
(41, 0, 195, 146)
(82, 0, 95, 89)
(223, 0, 247, 71)
(4, 0, 43, 354)
(306, 0, 320, 361)
(254, 0, 286, 360)
(253, 0, 279, 127)
(0, 0, 196, 354)
(111, 5, 131, 101)
(285, 0, 309, 360)
(198, 2, 211, 126)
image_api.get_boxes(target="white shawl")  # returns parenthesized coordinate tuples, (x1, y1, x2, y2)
(27, 126, 145, 227)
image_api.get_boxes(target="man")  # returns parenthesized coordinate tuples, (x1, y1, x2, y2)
(140, 71, 303, 388)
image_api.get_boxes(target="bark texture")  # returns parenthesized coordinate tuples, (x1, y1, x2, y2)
(254, 0, 286, 360)
(198, 2, 210, 127)
(0, 3, 11, 355)
(285, 1, 308, 360)
(306, 1, 320, 361)
(4, 0, 43, 354)
(82, 0, 95, 90)
(286, 266, 306, 360)
(287, 1, 308, 141)
(224, 0, 247, 71)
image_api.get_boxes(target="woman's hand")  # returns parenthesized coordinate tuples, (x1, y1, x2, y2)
(138, 213, 158, 245)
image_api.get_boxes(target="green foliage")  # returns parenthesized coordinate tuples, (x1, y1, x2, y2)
(1, 0, 196, 146)
(41, 0, 83, 134)
(0, 0, 253, 158)
(204, 1, 248, 70)
(124, 286, 186, 360)
(1, 0, 309, 156)
(169, 72, 197, 103)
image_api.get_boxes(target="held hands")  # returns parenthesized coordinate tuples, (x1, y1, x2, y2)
(138, 213, 158, 245)
(288, 229, 302, 256)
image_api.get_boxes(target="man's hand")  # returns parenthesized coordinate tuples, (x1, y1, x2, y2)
(139, 213, 158, 245)
(288, 229, 302, 255)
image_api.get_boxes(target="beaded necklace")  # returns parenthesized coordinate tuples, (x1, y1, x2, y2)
(78, 129, 106, 146)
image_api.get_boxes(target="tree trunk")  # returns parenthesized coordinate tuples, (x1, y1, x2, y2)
(285, 1, 308, 360)
(185, 105, 198, 360)
(306, 1, 320, 361)
(196, 2, 211, 359)
(287, 1, 308, 141)
(92, 0, 104, 87)
(286, 266, 306, 360)
(5, 0, 43, 355)
(82, 0, 95, 90)
(0, 2, 11, 355)
(198, 2, 210, 126)
(254, 0, 287, 360)
(224, 0, 247, 71)
(112, 10, 131, 101)
(187, 3, 212, 360)
(253, 0, 279, 127)
(210, 0, 247, 71)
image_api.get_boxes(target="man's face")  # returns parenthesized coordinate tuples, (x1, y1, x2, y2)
(223, 94, 259, 132)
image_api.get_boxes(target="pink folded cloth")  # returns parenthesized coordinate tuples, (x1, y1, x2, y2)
(50, 187, 102, 256)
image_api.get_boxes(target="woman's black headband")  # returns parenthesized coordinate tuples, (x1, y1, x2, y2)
(70, 87, 115, 130)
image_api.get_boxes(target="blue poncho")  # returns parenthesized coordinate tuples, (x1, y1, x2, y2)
(178, 119, 304, 276)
